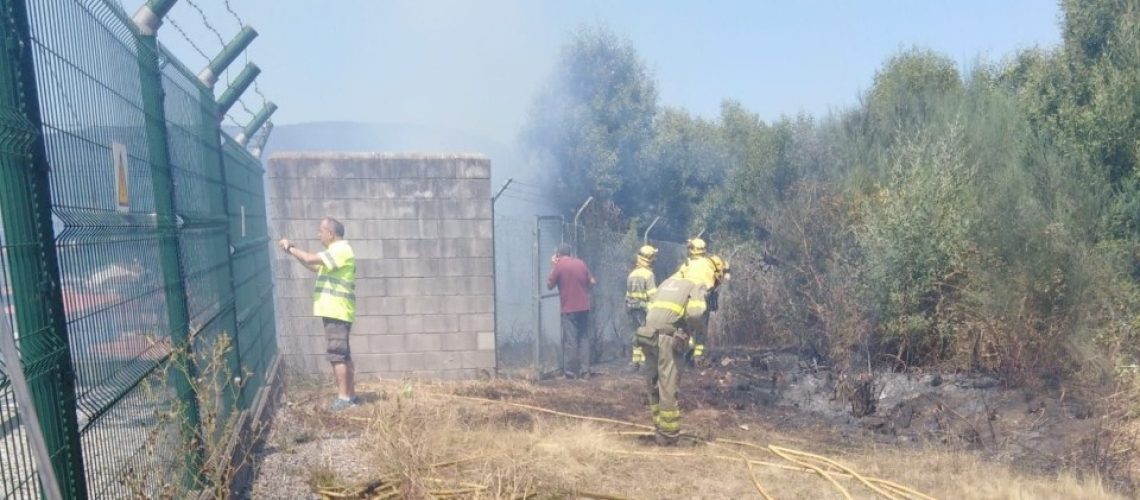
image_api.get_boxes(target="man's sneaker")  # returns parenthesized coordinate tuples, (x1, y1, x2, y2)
(329, 397, 358, 412)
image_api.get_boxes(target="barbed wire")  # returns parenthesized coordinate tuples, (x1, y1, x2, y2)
(235, 94, 258, 118)
(506, 184, 548, 197)
(181, 0, 233, 90)
(509, 189, 548, 201)
(499, 192, 551, 205)
(165, 16, 211, 64)
(511, 182, 546, 192)
(183, 0, 228, 51)
(512, 179, 550, 191)
(168, 0, 269, 130)
(216, 0, 268, 109)
(251, 81, 268, 107)
(213, 0, 267, 114)
(223, 0, 245, 27)
(225, 113, 245, 130)
(181, 0, 263, 124)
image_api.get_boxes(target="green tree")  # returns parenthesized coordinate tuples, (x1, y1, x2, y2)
(857, 121, 979, 365)
(521, 25, 658, 215)
(698, 102, 823, 241)
(640, 108, 728, 240)
(1015, 1, 1140, 236)
(867, 49, 962, 139)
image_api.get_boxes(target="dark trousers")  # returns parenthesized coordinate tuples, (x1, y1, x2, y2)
(629, 308, 647, 329)
(561, 310, 591, 377)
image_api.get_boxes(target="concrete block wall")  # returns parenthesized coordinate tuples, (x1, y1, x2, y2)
(267, 153, 495, 379)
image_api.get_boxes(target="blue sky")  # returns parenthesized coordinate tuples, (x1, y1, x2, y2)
(157, 0, 1063, 144)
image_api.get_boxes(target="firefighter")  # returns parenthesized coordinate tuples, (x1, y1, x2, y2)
(686, 254, 730, 366)
(636, 257, 728, 445)
(626, 245, 658, 370)
(676, 238, 717, 366)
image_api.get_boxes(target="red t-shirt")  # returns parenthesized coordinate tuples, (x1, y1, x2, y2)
(547, 256, 594, 313)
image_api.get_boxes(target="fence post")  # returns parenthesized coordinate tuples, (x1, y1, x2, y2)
(534, 217, 542, 374)
(216, 63, 260, 119)
(490, 179, 513, 374)
(198, 26, 260, 415)
(234, 101, 276, 146)
(0, 0, 89, 497)
(131, 0, 206, 486)
(197, 26, 257, 88)
(572, 196, 592, 257)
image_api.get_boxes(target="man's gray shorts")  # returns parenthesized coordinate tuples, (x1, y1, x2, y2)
(322, 318, 352, 363)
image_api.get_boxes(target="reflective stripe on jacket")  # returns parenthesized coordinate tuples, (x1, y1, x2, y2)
(626, 266, 657, 308)
(646, 276, 707, 332)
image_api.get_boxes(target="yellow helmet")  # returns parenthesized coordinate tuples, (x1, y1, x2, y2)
(636, 245, 658, 267)
(687, 238, 707, 257)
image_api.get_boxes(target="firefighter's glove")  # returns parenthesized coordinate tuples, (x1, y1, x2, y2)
(693, 343, 708, 368)
(631, 346, 645, 365)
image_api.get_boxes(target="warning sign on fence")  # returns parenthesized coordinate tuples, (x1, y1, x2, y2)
(112, 141, 129, 212)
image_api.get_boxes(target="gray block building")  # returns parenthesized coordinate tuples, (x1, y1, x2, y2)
(267, 153, 495, 379)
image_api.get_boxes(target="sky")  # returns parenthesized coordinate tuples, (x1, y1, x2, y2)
(154, 0, 1064, 145)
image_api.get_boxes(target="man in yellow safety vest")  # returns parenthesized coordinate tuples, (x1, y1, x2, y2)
(280, 217, 358, 411)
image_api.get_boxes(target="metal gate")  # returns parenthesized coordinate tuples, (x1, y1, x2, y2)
(534, 215, 564, 377)
(491, 214, 563, 377)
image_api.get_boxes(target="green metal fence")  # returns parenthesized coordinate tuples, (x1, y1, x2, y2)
(0, 0, 278, 497)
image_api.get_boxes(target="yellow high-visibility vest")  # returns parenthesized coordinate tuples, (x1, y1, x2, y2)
(313, 240, 356, 322)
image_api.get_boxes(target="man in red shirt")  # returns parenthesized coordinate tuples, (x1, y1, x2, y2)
(547, 242, 597, 379)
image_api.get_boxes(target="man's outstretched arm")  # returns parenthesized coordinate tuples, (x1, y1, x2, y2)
(279, 238, 322, 272)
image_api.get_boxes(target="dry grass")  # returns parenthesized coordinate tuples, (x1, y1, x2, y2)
(255, 378, 1128, 500)
(856, 450, 1118, 500)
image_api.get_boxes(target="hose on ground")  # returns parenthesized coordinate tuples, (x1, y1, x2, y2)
(438, 392, 937, 500)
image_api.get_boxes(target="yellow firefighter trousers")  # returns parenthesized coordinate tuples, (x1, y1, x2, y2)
(636, 326, 681, 438)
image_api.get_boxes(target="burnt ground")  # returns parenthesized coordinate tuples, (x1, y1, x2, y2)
(497, 346, 1109, 479)
(691, 349, 1105, 472)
